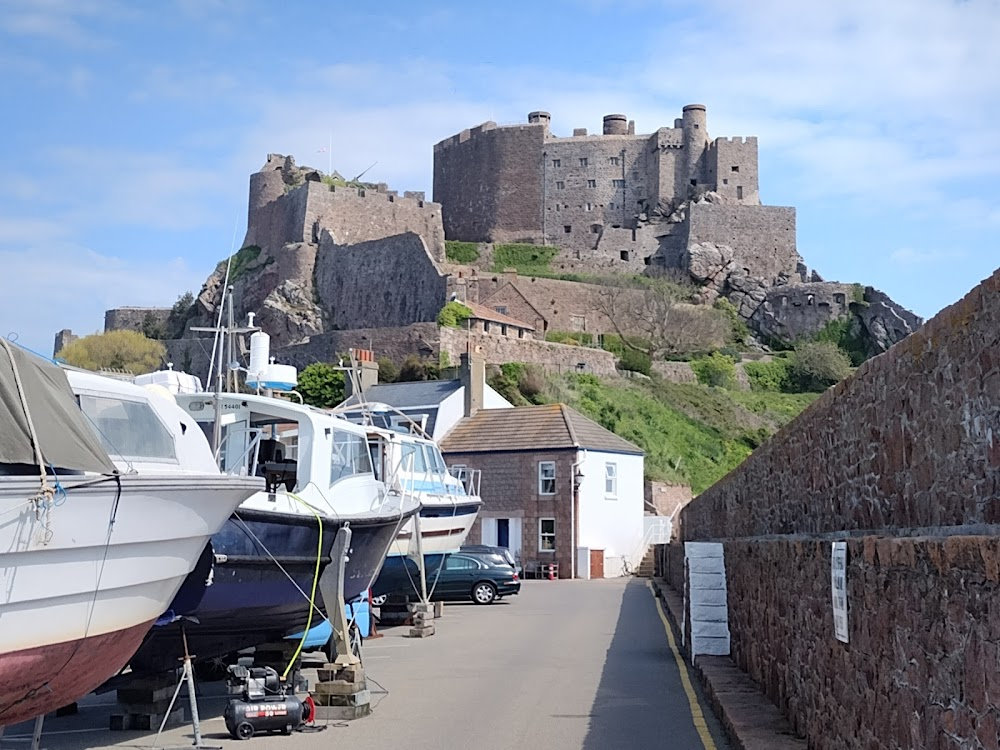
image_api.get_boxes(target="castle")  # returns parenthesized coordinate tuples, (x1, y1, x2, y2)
(433, 105, 798, 284)
(68, 106, 921, 377)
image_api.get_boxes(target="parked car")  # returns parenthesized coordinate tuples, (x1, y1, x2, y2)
(460, 545, 521, 574)
(430, 552, 520, 605)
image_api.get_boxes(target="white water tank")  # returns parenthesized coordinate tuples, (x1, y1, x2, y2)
(134, 369, 203, 394)
(259, 363, 298, 392)
(248, 331, 270, 382)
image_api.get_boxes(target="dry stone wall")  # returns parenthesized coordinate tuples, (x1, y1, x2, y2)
(677, 267, 1000, 750)
(439, 327, 618, 376)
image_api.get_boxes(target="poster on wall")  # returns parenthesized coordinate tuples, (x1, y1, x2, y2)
(831, 541, 849, 643)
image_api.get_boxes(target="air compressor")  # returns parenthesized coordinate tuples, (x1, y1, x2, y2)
(223, 664, 309, 740)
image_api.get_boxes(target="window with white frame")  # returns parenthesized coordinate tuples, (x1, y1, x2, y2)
(605, 462, 617, 497)
(539, 518, 556, 552)
(538, 461, 556, 495)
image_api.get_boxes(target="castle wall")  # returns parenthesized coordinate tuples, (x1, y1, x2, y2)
(751, 282, 857, 344)
(314, 231, 447, 330)
(439, 327, 618, 376)
(104, 307, 171, 333)
(243, 183, 310, 254)
(433, 122, 545, 243)
(277, 323, 441, 368)
(707, 137, 761, 205)
(687, 203, 799, 282)
(543, 133, 652, 250)
(650, 127, 686, 211)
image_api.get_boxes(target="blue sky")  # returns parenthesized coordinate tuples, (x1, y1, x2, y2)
(1, 0, 998, 354)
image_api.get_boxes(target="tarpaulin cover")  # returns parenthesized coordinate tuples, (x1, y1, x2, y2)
(0, 343, 115, 474)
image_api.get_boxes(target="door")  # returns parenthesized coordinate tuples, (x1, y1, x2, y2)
(481, 518, 497, 546)
(590, 549, 605, 579)
(497, 519, 510, 549)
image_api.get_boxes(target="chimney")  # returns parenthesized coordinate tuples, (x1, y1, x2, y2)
(345, 348, 379, 400)
(461, 345, 485, 417)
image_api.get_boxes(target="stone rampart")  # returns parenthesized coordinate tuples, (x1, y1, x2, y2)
(277, 323, 441, 368)
(676, 267, 1000, 749)
(686, 203, 799, 284)
(439, 327, 618, 376)
(104, 307, 171, 333)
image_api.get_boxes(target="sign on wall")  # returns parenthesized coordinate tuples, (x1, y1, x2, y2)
(831, 541, 849, 643)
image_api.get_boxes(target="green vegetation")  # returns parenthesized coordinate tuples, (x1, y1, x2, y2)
(297, 363, 345, 408)
(57, 330, 165, 375)
(436, 301, 472, 328)
(851, 283, 868, 306)
(445, 241, 480, 264)
(813, 317, 868, 366)
(217, 245, 267, 283)
(713, 297, 749, 347)
(545, 373, 817, 493)
(376, 357, 400, 383)
(691, 352, 738, 389)
(490, 244, 559, 275)
(788, 342, 852, 392)
(545, 330, 595, 346)
(486, 362, 546, 406)
(743, 358, 792, 392)
(397, 355, 440, 382)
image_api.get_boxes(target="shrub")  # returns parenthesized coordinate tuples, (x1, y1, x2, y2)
(788, 342, 852, 392)
(398, 355, 440, 382)
(297, 363, 345, 408)
(377, 357, 399, 383)
(813, 317, 869, 367)
(545, 330, 594, 346)
(618, 348, 652, 376)
(166, 291, 196, 339)
(436, 301, 472, 328)
(490, 244, 559, 275)
(743, 359, 792, 392)
(713, 297, 749, 346)
(517, 365, 545, 400)
(445, 241, 480, 264)
(57, 330, 165, 375)
(219, 245, 263, 282)
(690, 352, 737, 389)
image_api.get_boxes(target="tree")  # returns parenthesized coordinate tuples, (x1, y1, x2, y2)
(57, 330, 165, 375)
(297, 363, 345, 408)
(594, 278, 730, 359)
(788, 342, 852, 392)
(166, 292, 196, 339)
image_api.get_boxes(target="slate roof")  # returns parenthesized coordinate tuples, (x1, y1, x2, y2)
(439, 403, 643, 456)
(340, 379, 462, 409)
(462, 301, 536, 330)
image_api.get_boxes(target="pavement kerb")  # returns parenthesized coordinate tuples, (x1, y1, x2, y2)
(650, 577, 808, 750)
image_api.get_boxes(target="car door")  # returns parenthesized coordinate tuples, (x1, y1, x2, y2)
(438, 554, 480, 598)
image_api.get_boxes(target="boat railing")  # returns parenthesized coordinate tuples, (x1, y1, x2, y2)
(218, 427, 263, 477)
(449, 466, 481, 497)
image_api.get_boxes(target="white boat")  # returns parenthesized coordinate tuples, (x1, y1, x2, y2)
(0, 343, 261, 727)
(340, 407, 482, 599)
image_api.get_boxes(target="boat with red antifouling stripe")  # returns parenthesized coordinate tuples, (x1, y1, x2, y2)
(0, 342, 261, 727)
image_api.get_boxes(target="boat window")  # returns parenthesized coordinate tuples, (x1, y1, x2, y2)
(79, 395, 176, 462)
(400, 442, 428, 474)
(331, 428, 373, 483)
(423, 444, 446, 474)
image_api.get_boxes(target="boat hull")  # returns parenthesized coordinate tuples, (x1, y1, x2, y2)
(128, 503, 416, 674)
(0, 475, 259, 727)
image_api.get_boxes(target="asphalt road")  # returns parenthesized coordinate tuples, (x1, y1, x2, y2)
(3, 578, 729, 750)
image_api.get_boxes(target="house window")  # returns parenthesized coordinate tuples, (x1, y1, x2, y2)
(538, 461, 556, 495)
(605, 462, 617, 497)
(484, 321, 491, 333)
(579, 158, 588, 167)
(731, 166, 739, 173)
(587, 179, 596, 188)
(620, 250, 630, 261)
(494, 305, 508, 315)
(609, 156, 620, 166)
(570, 314, 585, 332)
(501, 324, 509, 336)
(518, 329, 525, 339)
(564, 225, 571, 234)
(552, 159, 561, 168)
(690, 179, 697, 186)
(539, 518, 556, 552)
(612, 179, 625, 188)
(723, 178, 729, 185)
(556, 181, 565, 190)
(737, 186, 743, 199)
(585, 202, 593, 211)
(591, 225, 601, 234)
(555, 203, 561, 211)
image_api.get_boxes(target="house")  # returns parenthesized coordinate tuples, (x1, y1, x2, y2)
(461, 301, 536, 340)
(338, 349, 512, 440)
(439, 403, 645, 579)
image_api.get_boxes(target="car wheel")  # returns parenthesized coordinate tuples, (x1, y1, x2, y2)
(472, 581, 497, 605)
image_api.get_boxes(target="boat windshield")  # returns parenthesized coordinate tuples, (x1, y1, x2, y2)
(331, 428, 373, 483)
(423, 443, 447, 475)
(78, 394, 177, 462)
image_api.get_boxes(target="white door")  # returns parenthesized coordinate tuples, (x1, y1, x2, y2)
(481, 518, 498, 546)
(509, 518, 523, 563)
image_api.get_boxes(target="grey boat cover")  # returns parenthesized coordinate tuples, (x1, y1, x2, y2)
(0, 343, 115, 474)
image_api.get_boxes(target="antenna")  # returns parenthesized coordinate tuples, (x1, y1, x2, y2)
(352, 161, 378, 183)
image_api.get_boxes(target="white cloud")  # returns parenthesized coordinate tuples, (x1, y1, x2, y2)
(890, 247, 967, 265)
(0, 242, 205, 355)
(0, 0, 129, 47)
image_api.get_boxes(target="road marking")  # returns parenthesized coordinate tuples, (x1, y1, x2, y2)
(648, 581, 718, 750)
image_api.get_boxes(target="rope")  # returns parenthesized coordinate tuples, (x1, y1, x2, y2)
(0, 338, 55, 544)
(280, 492, 324, 681)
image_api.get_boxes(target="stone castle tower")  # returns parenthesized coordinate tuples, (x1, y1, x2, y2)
(433, 104, 765, 259)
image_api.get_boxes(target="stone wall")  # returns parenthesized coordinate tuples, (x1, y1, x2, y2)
(53, 329, 78, 357)
(677, 267, 1000, 749)
(439, 327, 618, 376)
(276, 323, 440, 368)
(651, 361, 697, 384)
(750, 281, 856, 344)
(315, 232, 447, 330)
(104, 307, 171, 333)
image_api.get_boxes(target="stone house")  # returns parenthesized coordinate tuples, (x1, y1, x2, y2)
(439, 402, 645, 580)
(460, 301, 535, 340)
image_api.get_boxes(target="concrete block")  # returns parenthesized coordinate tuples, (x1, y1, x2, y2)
(313, 702, 371, 721)
(690, 603, 729, 623)
(408, 624, 436, 638)
(313, 679, 367, 696)
(692, 621, 731, 638)
(689, 572, 727, 590)
(685, 542, 725, 559)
